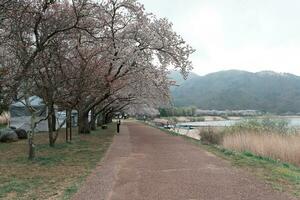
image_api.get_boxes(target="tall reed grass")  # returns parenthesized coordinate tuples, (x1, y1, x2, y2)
(199, 118, 300, 166)
(223, 131, 300, 166)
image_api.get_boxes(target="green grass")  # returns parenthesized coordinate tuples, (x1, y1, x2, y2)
(1, 178, 42, 196)
(0, 124, 115, 199)
(0, 124, 6, 129)
(63, 184, 79, 200)
(62, 176, 86, 200)
(145, 121, 300, 197)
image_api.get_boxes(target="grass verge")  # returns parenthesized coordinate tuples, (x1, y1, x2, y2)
(0, 124, 115, 200)
(0, 124, 6, 129)
(202, 144, 300, 197)
(145, 121, 300, 197)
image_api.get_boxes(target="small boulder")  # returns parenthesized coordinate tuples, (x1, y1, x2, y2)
(0, 128, 18, 143)
(15, 129, 28, 139)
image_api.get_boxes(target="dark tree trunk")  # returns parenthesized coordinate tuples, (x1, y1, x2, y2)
(66, 109, 69, 143)
(28, 112, 36, 160)
(101, 113, 106, 125)
(104, 112, 113, 124)
(28, 137, 35, 160)
(66, 109, 73, 142)
(51, 109, 56, 131)
(78, 110, 90, 134)
(48, 123, 55, 147)
(97, 114, 103, 126)
(68, 109, 72, 141)
(90, 108, 97, 131)
(48, 104, 56, 147)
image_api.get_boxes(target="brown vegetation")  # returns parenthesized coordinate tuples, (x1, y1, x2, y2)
(199, 127, 224, 145)
(223, 132, 300, 166)
(197, 118, 300, 167)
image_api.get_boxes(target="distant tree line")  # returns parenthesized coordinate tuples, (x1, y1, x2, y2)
(159, 106, 197, 117)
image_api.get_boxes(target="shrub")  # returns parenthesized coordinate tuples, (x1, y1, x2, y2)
(171, 117, 178, 123)
(221, 115, 229, 120)
(226, 117, 292, 134)
(189, 117, 205, 122)
(199, 127, 224, 145)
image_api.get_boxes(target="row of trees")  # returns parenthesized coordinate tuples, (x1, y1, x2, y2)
(159, 106, 197, 117)
(0, 0, 194, 159)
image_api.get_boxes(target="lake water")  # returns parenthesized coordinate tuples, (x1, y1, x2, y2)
(177, 117, 300, 128)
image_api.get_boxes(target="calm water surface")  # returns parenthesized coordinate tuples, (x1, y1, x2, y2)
(177, 117, 300, 127)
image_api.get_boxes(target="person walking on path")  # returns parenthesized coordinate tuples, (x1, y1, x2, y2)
(117, 119, 121, 133)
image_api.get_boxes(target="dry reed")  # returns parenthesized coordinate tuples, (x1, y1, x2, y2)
(223, 131, 300, 166)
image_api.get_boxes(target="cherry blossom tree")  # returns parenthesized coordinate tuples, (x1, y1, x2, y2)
(0, 0, 95, 159)
(0, 67, 8, 114)
(74, 0, 194, 133)
(0, 0, 195, 159)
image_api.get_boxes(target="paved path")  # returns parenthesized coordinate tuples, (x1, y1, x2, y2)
(72, 122, 297, 200)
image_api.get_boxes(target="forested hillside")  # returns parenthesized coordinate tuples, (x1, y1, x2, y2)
(170, 70, 300, 114)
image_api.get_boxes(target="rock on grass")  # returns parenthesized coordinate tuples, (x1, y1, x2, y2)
(15, 129, 28, 139)
(0, 128, 18, 143)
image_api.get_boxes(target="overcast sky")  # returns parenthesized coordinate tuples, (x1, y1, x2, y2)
(139, 0, 300, 76)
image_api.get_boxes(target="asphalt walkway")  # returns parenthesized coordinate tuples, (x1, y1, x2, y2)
(72, 122, 297, 200)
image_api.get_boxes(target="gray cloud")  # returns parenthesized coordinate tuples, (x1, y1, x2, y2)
(140, 0, 300, 75)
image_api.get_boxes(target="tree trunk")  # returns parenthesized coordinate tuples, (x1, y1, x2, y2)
(66, 109, 72, 142)
(78, 110, 90, 134)
(51, 108, 56, 131)
(65, 109, 69, 143)
(68, 109, 72, 141)
(102, 113, 108, 125)
(28, 111, 36, 160)
(90, 108, 97, 131)
(97, 114, 103, 126)
(105, 112, 113, 124)
(28, 137, 35, 160)
(48, 104, 56, 147)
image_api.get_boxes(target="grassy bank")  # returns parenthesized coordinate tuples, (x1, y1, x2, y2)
(146, 121, 300, 197)
(0, 124, 115, 200)
(203, 144, 300, 197)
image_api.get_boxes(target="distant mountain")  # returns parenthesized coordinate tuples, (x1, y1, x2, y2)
(169, 70, 198, 85)
(170, 70, 300, 114)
